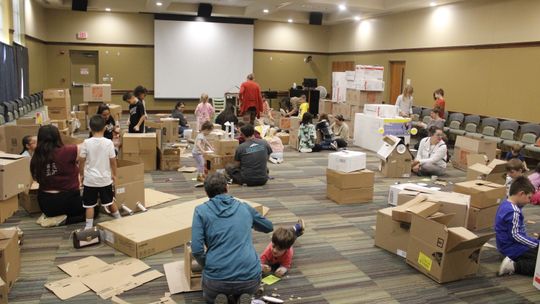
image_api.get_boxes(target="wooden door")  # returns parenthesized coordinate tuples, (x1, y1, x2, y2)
(332, 61, 355, 72)
(70, 50, 99, 106)
(389, 61, 406, 105)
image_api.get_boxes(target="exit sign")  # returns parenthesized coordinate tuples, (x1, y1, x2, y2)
(76, 32, 88, 40)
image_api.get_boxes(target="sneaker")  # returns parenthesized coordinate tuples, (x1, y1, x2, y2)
(269, 157, 279, 164)
(40, 214, 67, 228)
(237, 294, 252, 304)
(277, 158, 284, 164)
(196, 175, 205, 182)
(299, 148, 312, 153)
(498, 256, 515, 276)
(214, 294, 228, 304)
(294, 218, 305, 237)
(330, 141, 338, 150)
(36, 213, 46, 225)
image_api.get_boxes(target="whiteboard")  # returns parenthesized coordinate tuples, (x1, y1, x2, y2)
(154, 19, 254, 99)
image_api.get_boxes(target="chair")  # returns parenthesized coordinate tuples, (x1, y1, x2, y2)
(212, 98, 226, 114)
(451, 114, 480, 136)
(468, 117, 499, 139)
(445, 112, 464, 135)
(420, 108, 432, 124)
(504, 123, 540, 148)
(524, 124, 540, 154)
(412, 106, 422, 116)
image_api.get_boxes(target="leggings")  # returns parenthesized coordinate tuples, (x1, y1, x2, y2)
(37, 190, 85, 224)
(193, 152, 205, 174)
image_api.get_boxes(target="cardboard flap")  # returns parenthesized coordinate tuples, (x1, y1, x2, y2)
(467, 154, 489, 166)
(406, 201, 440, 218)
(111, 258, 150, 276)
(58, 256, 110, 278)
(488, 159, 507, 173)
(468, 163, 491, 175)
(376, 135, 400, 160)
(429, 212, 455, 226)
(447, 230, 494, 252)
(0, 153, 25, 160)
(164, 260, 201, 294)
(45, 277, 90, 300)
(145, 189, 180, 208)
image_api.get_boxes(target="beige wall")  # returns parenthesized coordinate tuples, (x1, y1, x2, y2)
(24, 0, 46, 40)
(27, 38, 47, 93)
(254, 20, 329, 53)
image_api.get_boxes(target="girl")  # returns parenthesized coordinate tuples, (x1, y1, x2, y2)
(194, 93, 215, 131)
(30, 125, 85, 227)
(266, 128, 284, 164)
(298, 113, 317, 153)
(529, 163, 540, 205)
(395, 85, 414, 117)
(192, 121, 215, 182)
(433, 88, 445, 119)
(20, 135, 37, 157)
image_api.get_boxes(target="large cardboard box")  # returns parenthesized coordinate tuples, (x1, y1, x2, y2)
(391, 196, 441, 223)
(277, 133, 289, 145)
(0, 196, 18, 224)
(204, 154, 235, 174)
(452, 136, 497, 171)
(332, 102, 353, 120)
(453, 180, 506, 209)
(374, 207, 409, 258)
(43, 89, 71, 109)
(87, 101, 104, 116)
(289, 131, 299, 150)
(49, 119, 68, 130)
(318, 99, 333, 115)
(48, 107, 71, 120)
(160, 118, 179, 143)
(364, 104, 398, 118)
(377, 135, 412, 178)
(0, 125, 40, 154)
(18, 182, 40, 214)
(122, 133, 157, 172)
(328, 151, 366, 173)
(213, 139, 238, 156)
(0, 154, 31, 200)
(159, 145, 181, 171)
(355, 65, 384, 81)
(78, 103, 89, 114)
(466, 159, 507, 186)
(108, 104, 122, 122)
(98, 198, 265, 258)
(406, 213, 493, 283)
(327, 184, 373, 204)
(115, 160, 145, 211)
(326, 168, 374, 189)
(73, 111, 88, 131)
(0, 229, 20, 293)
(278, 117, 300, 130)
(83, 84, 112, 102)
(346, 89, 382, 106)
(467, 205, 498, 231)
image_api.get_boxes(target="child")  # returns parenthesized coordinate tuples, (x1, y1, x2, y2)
(20, 135, 37, 157)
(192, 121, 215, 182)
(496, 176, 537, 276)
(194, 93, 215, 132)
(529, 163, 540, 205)
(395, 85, 414, 117)
(79, 115, 122, 229)
(266, 128, 284, 164)
(123, 92, 146, 133)
(298, 112, 317, 153)
(260, 219, 305, 277)
(505, 144, 529, 170)
(96, 104, 120, 141)
(171, 101, 189, 136)
(297, 95, 309, 119)
(133, 85, 148, 118)
(505, 158, 526, 196)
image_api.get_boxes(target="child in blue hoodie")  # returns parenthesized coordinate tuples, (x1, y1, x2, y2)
(496, 176, 538, 276)
(191, 172, 273, 304)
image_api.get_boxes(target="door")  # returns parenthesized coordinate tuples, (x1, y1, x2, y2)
(389, 61, 406, 105)
(70, 50, 98, 106)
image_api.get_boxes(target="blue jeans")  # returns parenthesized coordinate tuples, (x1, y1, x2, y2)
(179, 125, 188, 136)
(202, 276, 260, 303)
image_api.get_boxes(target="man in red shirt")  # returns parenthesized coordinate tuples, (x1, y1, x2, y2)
(433, 88, 445, 119)
(239, 73, 263, 124)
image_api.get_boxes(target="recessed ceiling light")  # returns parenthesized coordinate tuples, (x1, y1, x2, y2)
(263, 9, 269, 14)
(288, 19, 293, 23)
(430, 2, 437, 7)
(156, 2, 163, 6)
(338, 4, 347, 11)
(354, 16, 360, 21)
(105, 8, 111, 12)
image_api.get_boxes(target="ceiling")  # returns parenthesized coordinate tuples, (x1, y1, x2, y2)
(37, 0, 468, 24)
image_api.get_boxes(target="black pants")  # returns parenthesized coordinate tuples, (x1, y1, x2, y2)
(514, 247, 538, 276)
(225, 164, 268, 187)
(38, 190, 86, 224)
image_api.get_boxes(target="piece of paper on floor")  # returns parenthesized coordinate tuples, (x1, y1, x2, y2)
(145, 189, 180, 208)
(261, 275, 281, 285)
(178, 166, 197, 173)
(164, 261, 192, 294)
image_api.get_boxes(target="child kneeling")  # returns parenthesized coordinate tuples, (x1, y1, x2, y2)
(260, 219, 305, 277)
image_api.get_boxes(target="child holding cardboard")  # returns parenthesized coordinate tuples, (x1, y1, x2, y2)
(192, 121, 215, 182)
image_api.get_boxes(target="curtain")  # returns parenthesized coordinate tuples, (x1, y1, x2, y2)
(0, 42, 29, 103)
(14, 43, 29, 97)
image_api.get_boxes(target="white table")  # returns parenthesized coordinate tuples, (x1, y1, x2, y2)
(353, 113, 411, 152)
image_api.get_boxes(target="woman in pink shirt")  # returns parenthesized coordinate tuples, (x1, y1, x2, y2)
(266, 128, 284, 164)
(194, 93, 215, 131)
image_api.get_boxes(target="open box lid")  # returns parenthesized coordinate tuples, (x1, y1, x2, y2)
(446, 227, 494, 252)
(376, 135, 400, 160)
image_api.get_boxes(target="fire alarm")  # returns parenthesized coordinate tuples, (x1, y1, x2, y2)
(76, 32, 88, 40)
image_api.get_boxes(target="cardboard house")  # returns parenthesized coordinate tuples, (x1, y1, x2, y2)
(377, 135, 412, 178)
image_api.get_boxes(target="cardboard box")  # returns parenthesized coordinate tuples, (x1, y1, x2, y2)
(122, 152, 156, 172)
(0, 154, 31, 200)
(533, 248, 540, 290)
(83, 84, 112, 102)
(328, 151, 366, 173)
(355, 65, 384, 81)
(467, 205, 498, 231)
(43, 89, 71, 109)
(48, 107, 71, 120)
(213, 139, 238, 156)
(406, 213, 493, 283)
(204, 154, 235, 174)
(354, 79, 385, 91)
(326, 168, 374, 189)
(16, 117, 37, 125)
(318, 99, 333, 115)
(49, 119, 68, 130)
(364, 104, 398, 118)
(377, 135, 412, 178)
(0, 125, 40, 154)
(289, 131, 299, 150)
(452, 136, 497, 171)
(453, 180, 506, 209)
(87, 101, 104, 116)
(108, 104, 122, 122)
(18, 182, 40, 214)
(78, 103, 89, 114)
(278, 117, 300, 130)
(60, 134, 84, 145)
(466, 159, 507, 186)
(0, 196, 19, 224)
(327, 184, 373, 204)
(277, 133, 289, 145)
(115, 160, 145, 211)
(332, 102, 353, 120)
(122, 133, 157, 153)
(159, 118, 179, 143)
(346, 89, 383, 106)
(374, 207, 410, 258)
(392, 196, 441, 223)
(159, 145, 181, 171)
(98, 197, 264, 258)
(0, 229, 20, 293)
(73, 111, 87, 131)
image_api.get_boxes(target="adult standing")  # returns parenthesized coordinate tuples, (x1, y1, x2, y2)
(433, 88, 445, 119)
(30, 125, 85, 227)
(239, 74, 263, 125)
(191, 173, 273, 303)
(412, 126, 447, 176)
(395, 85, 414, 117)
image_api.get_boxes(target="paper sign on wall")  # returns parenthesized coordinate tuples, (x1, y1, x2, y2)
(80, 68, 89, 75)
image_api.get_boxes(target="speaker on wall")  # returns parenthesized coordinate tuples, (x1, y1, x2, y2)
(309, 12, 323, 25)
(198, 3, 213, 17)
(72, 0, 88, 11)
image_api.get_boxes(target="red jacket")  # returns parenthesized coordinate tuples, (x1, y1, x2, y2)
(434, 98, 445, 118)
(239, 80, 263, 117)
(260, 243, 293, 269)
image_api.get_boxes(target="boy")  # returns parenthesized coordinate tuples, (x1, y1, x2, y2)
(123, 92, 146, 133)
(192, 121, 215, 182)
(260, 219, 305, 277)
(80, 115, 122, 229)
(297, 95, 309, 119)
(505, 144, 529, 170)
(505, 158, 526, 196)
(496, 176, 537, 276)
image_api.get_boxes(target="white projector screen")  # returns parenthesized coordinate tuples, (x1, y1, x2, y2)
(154, 19, 254, 99)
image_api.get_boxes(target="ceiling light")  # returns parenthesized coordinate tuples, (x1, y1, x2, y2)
(288, 19, 293, 23)
(338, 4, 347, 11)
(105, 8, 111, 12)
(263, 9, 269, 14)
(430, 2, 437, 7)
(156, 2, 163, 6)
(354, 16, 360, 21)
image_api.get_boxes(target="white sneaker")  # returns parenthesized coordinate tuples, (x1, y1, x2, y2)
(40, 214, 67, 228)
(330, 141, 338, 150)
(36, 213, 46, 225)
(299, 148, 312, 153)
(498, 256, 515, 276)
(269, 157, 279, 164)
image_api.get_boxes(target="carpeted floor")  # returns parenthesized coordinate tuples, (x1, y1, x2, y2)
(5, 113, 540, 304)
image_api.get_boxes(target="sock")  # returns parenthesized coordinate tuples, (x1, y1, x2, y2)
(85, 218, 93, 229)
(112, 211, 121, 219)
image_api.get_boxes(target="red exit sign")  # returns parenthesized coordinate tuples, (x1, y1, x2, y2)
(76, 32, 88, 40)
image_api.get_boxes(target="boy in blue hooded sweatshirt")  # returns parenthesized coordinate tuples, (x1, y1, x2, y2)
(191, 172, 273, 304)
(496, 176, 538, 276)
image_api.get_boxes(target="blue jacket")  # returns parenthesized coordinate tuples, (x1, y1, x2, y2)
(495, 199, 538, 260)
(191, 194, 273, 281)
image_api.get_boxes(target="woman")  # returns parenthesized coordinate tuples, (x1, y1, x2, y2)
(171, 101, 189, 136)
(316, 113, 346, 149)
(195, 93, 215, 131)
(433, 88, 445, 119)
(30, 125, 85, 226)
(215, 102, 238, 130)
(395, 85, 414, 117)
(96, 104, 120, 141)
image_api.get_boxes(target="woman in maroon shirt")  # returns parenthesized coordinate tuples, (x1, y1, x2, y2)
(30, 125, 85, 224)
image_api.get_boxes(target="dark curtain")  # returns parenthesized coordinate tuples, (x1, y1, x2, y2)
(0, 42, 29, 103)
(14, 43, 29, 98)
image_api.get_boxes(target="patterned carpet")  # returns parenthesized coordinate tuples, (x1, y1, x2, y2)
(5, 113, 540, 304)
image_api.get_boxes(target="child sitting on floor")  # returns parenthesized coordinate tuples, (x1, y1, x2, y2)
(529, 163, 540, 205)
(260, 219, 305, 277)
(266, 128, 284, 164)
(505, 144, 529, 170)
(505, 159, 527, 197)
